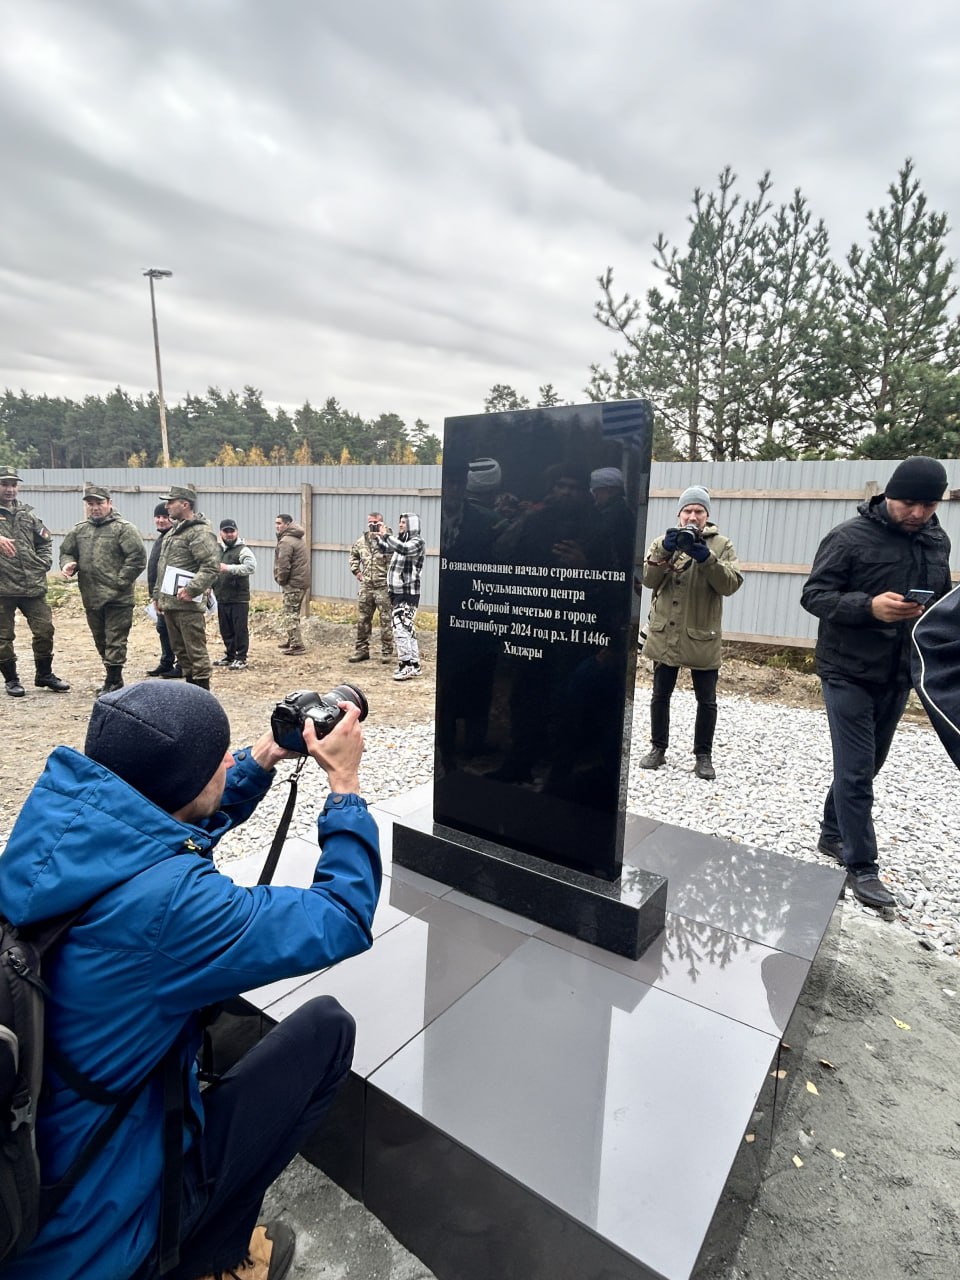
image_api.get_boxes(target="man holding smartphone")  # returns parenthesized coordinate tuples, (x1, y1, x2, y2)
(801, 457, 952, 911)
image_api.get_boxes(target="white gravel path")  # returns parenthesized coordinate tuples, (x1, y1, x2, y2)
(215, 690, 960, 959)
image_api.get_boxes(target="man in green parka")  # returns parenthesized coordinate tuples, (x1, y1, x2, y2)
(639, 485, 743, 779)
(152, 483, 220, 687)
(60, 481, 147, 693)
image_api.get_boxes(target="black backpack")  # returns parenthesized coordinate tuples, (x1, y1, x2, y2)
(0, 912, 181, 1268)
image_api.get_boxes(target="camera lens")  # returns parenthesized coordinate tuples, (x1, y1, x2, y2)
(329, 683, 368, 722)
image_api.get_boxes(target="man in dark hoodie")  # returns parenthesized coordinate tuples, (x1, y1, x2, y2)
(0, 679, 379, 1280)
(375, 512, 425, 680)
(801, 457, 952, 912)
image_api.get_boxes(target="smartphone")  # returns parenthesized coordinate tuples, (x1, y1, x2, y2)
(903, 589, 935, 606)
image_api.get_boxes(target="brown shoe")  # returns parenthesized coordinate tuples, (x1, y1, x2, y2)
(195, 1221, 295, 1280)
(283, 644, 306, 656)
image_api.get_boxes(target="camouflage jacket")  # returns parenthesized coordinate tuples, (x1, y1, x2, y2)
(0, 500, 53, 598)
(153, 512, 221, 612)
(59, 510, 147, 608)
(348, 530, 391, 590)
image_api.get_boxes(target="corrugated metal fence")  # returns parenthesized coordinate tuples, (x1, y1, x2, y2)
(14, 461, 960, 647)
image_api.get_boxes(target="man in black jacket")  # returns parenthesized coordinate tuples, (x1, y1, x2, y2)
(801, 457, 952, 912)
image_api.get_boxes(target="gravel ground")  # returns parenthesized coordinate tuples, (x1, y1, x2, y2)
(215, 689, 960, 958)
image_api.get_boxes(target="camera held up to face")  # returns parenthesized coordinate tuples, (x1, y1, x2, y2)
(271, 684, 369, 754)
(666, 525, 704, 555)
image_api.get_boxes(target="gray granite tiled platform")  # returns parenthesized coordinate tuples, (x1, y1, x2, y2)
(228, 783, 844, 1280)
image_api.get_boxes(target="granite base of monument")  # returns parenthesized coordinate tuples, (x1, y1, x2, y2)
(227, 783, 845, 1280)
(391, 804, 667, 960)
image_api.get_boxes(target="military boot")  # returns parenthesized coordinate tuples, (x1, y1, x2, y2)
(1, 660, 25, 698)
(98, 665, 124, 695)
(34, 657, 70, 692)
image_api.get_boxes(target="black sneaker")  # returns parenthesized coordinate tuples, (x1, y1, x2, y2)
(846, 872, 895, 912)
(639, 747, 666, 769)
(694, 754, 716, 780)
(160, 666, 184, 679)
(213, 656, 233, 667)
(817, 836, 844, 864)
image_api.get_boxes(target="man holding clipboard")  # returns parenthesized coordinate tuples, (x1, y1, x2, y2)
(153, 483, 221, 688)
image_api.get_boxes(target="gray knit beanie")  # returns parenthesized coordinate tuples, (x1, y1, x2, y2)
(678, 485, 711, 515)
(85, 682, 231, 813)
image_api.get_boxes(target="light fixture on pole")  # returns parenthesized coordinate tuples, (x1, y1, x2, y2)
(143, 268, 173, 467)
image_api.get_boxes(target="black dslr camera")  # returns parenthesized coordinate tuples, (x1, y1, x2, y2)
(271, 684, 369, 754)
(668, 525, 704, 555)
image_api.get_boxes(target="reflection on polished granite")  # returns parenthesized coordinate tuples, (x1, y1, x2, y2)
(235, 796, 844, 1280)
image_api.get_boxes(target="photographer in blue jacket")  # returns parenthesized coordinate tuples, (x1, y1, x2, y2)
(0, 679, 380, 1280)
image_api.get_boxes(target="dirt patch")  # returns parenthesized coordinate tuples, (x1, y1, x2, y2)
(0, 596, 437, 833)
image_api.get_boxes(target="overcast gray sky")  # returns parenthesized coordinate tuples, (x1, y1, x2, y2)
(1, 0, 958, 432)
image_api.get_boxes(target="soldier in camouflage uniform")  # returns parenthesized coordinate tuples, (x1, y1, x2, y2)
(153, 483, 221, 687)
(60, 481, 147, 694)
(0, 466, 70, 697)
(348, 511, 394, 664)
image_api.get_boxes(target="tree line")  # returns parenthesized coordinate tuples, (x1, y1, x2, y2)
(0, 386, 443, 469)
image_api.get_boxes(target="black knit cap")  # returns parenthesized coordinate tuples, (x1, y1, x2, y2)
(885, 457, 948, 503)
(85, 682, 231, 813)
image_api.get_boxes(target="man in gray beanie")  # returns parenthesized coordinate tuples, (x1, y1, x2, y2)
(802, 456, 952, 913)
(0, 679, 380, 1280)
(639, 485, 743, 779)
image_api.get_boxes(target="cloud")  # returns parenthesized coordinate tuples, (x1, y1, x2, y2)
(1, 0, 958, 429)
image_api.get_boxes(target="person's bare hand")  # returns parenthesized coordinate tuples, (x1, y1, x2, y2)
(250, 729, 298, 773)
(0, 535, 17, 558)
(176, 587, 193, 601)
(61, 562, 78, 579)
(870, 591, 923, 623)
(304, 703, 364, 794)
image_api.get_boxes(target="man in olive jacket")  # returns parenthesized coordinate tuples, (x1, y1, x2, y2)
(274, 513, 310, 655)
(639, 485, 743, 780)
(153, 483, 221, 686)
(60, 481, 147, 693)
(0, 466, 70, 697)
(801, 456, 952, 912)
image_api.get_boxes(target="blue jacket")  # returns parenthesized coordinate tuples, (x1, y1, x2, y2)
(0, 747, 381, 1280)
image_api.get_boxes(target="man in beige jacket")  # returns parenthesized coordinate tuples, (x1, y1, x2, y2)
(639, 485, 743, 779)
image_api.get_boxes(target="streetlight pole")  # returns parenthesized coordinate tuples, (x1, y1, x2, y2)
(144, 268, 173, 467)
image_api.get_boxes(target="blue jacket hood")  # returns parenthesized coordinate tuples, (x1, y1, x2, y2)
(0, 746, 229, 927)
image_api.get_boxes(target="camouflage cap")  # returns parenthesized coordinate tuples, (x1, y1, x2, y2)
(160, 483, 198, 505)
(0, 467, 22, 483)
(83, 481, 111, 501)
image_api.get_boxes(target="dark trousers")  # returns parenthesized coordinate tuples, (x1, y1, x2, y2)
(132, 996, 355, 1280)
(156, 616, 177, 670)
(218, 602, 250, 661)
(820, 678, 910, 874)
(650, 663, 718, 755)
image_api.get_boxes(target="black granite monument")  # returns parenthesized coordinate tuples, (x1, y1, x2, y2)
(393, 400, 668, 958)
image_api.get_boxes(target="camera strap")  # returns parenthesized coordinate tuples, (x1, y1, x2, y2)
(256, 757, 307, 886)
